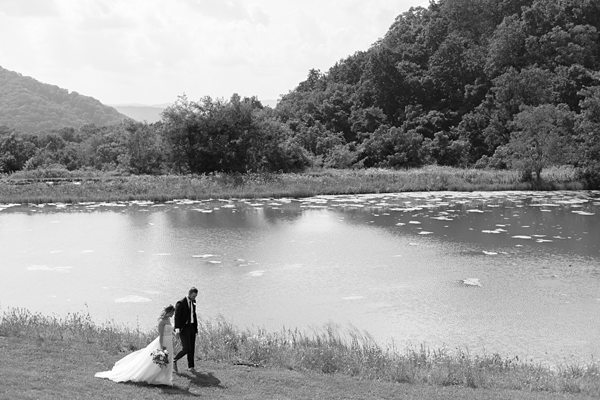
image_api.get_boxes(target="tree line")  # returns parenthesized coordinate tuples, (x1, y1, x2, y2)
(1, 0, 600, 186)
(0, 95, 309, 175)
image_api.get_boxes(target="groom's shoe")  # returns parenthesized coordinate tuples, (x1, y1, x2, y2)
(188, 367, 196, 373)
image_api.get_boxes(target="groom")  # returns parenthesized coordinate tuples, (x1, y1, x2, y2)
(174, 287, 198, 372)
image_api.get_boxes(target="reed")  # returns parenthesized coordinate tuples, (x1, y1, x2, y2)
(0, 166, 586, 204)
(1, 308, 598, 396)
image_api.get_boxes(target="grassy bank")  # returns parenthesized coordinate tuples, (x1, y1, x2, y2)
(0, 166, 586, 204)
(1, 308, 598, 399)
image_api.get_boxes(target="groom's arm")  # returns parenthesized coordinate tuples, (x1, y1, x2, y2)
(174, 300, 183, 333)
(193, 304, 198, 335)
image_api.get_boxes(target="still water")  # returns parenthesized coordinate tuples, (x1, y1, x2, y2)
(1, 191, 599, 364)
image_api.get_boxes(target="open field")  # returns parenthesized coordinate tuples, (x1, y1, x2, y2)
(0, 166, 585, 204)
(1, 308, 598, 399)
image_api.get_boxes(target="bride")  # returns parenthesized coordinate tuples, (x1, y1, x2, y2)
(95, 305, 175, 386)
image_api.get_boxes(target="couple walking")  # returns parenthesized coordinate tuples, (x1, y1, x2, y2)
(95, 287, 199, 386)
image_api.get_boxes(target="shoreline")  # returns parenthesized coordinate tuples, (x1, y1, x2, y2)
(0, 166, 587, 204)
(1, 307, 598, 398)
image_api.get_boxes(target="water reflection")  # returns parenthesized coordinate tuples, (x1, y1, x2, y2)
(0, 191, 599, 364)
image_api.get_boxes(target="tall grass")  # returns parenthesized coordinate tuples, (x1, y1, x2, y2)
(1, 308, 598, 396)
(0, 307, 153, 352)
(0, 166, 586, 204)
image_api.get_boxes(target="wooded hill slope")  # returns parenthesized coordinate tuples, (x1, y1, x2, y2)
(0, 66, 127, 133)
(277, 0, 600, 179)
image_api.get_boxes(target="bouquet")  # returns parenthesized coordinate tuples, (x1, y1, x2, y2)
(150, 348, 169, 368)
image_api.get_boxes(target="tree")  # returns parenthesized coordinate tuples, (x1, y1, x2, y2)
(507, 104, 575, 181)
(553, 64, 600, 111)
(358, 125, 427, 168)
(456, 107, 493, 163)
(429, 131, 470, 166)
(161, 95, 214, 173)
(245, 109, 310, 172)
(124, 121, 164, 174)
(349, 106, 387, 138)
(428, 33, 487, 108)
(483, 67, 555, 150)
(575, 86, 600, 187)
(323, 143, 357, 169)
(485, 15, 527, 77)
(0, 131, 36, 173)
(161, 95, 309, 173)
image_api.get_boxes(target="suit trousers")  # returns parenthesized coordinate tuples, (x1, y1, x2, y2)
(174, 325, 196, 368)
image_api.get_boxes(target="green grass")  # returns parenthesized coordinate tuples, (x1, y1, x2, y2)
(0, 166, 586, 204)
(1, 308, 598, 399)
(5, 337, 593, 400)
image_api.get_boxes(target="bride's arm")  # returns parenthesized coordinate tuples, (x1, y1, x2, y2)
(158, 320, 166, 349)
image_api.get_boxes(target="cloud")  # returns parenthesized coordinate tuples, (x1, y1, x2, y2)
(183, 0, 270, 26)
(0, 0, 59, 17)
(65, 1, 144, 31)
(250, 6, 269, 26)
(185, 0, 252, 23)
(0, 0, 431, 104)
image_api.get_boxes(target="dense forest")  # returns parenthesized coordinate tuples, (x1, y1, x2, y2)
(0, 66, 127, 132)
(1, 0, 600, 186)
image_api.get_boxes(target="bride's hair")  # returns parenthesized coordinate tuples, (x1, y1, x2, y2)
(158, 305, 175, 320)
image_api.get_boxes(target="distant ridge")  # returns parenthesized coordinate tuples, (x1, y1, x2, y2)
(112, 99, 277, 123)
(111, 104, 165, 123)
(0, 66, 128, 133)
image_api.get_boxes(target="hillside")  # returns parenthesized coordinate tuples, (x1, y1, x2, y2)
(0, 66, 128, 133)
(276, 0, 600, 175)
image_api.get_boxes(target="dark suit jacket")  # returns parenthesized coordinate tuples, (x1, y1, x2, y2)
(175, 296, 198, 333)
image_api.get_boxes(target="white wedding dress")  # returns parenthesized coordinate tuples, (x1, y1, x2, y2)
(95, 322, 174, 386)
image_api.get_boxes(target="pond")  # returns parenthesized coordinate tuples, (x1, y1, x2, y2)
(1, 190, 599, 364)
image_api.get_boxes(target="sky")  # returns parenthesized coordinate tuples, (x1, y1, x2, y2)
(0, 0, 429, 106)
